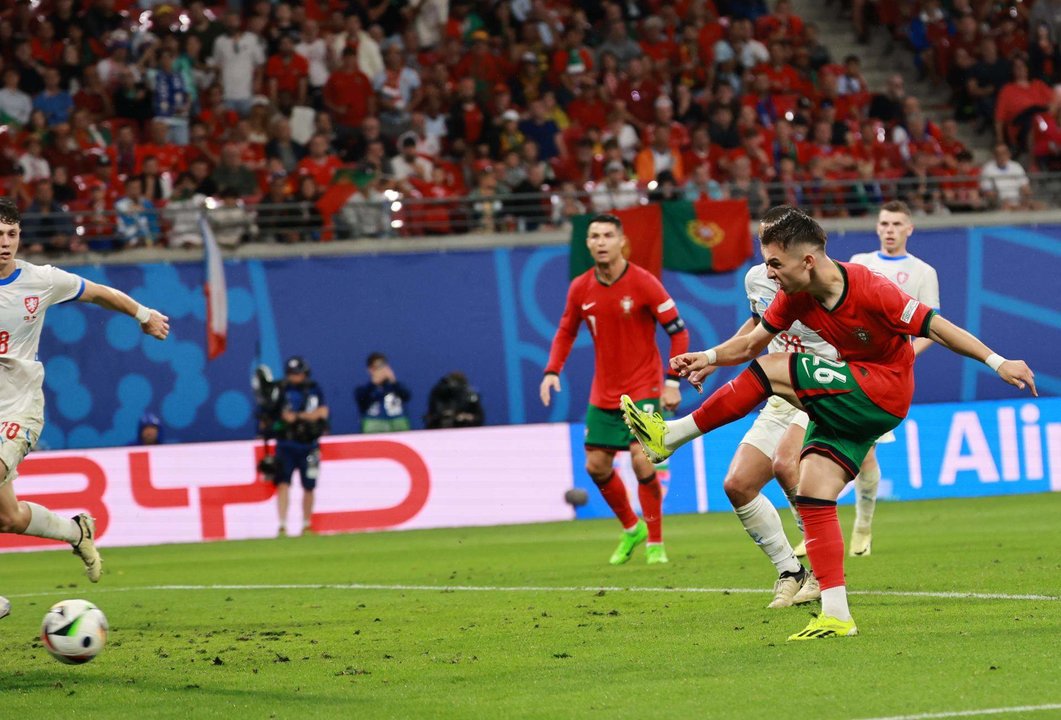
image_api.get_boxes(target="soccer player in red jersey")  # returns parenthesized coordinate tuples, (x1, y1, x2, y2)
(541, 214, 690, 565)
(623, 206, 1036, 639)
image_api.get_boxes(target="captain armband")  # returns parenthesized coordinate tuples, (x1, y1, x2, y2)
(663, 316, 686, 335)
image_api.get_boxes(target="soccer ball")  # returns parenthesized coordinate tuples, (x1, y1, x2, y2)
(40, 599, 108, 664)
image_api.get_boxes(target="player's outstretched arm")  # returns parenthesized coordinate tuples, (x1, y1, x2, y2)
(78, 280, 170, 341)
(539, 373, 561, 407)
(671, 321, 775, 386)
(927, 314, 1037, 396)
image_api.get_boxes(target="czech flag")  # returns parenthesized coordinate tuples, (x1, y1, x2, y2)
(202, 213, 227, 360)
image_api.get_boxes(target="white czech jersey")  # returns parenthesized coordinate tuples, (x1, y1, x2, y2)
(745, 264, 839, 360)
(0, 260, 84, 419)
(849, 251, 940, 308)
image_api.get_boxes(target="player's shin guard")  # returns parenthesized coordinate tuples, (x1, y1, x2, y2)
(637, 473, 663, 543)
(23, 502, 80, 543)
(691, 361, 772, 433)
(596, 471, 639, 530)
(796, 496, 851, 620)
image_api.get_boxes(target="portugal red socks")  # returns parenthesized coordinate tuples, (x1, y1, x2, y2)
(691, 361, 771, 433)
(796, 497, 845, 590)
(637, 473, 663, 542)
(597, 471, 639, 529)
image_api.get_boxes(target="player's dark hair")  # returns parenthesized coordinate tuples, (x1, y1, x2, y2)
(366, 352, 387, 367)
(759, 205, 826, 251)
(879, 200, 912, 217)
(0, 197, 20, 225)
(588, 213, 622, 231)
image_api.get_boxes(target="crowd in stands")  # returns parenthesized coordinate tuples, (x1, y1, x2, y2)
(0, 0, 1057, 254)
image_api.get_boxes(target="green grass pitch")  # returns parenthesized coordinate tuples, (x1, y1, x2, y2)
(1, 493, 1059, 720)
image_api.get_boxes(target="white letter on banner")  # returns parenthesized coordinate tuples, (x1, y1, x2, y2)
(939, 412, 1000, 486)
(1021, 404, 1044, 481)
(997, 407, 1021, 481)
(905, 419, 922, 489)
(1047, 423, 1061, 492)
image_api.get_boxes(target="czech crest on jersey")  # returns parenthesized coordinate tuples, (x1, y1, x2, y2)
(896, 271, 909, 285)
(24, 296, 39, 314)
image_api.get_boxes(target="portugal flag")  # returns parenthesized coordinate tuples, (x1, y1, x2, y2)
(569, 200, 753, 278)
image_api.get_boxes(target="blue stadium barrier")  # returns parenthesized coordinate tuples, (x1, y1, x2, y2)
(570, 396, 1061, 518)
(39, 225, 1059, 449)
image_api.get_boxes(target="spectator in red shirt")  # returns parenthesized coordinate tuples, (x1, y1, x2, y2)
(640, 16, 678, 64)
(265, 35, 309, 107)
(136, 119, 185, 175)
(566, 76, 609, 132)
(995, 54, 1053, 150)
(648, 96, 692, 150)
(616, 57, 659, 128)
(455, 30, 506, 90)
(295, 133, 343, 188)
(324, 48, 376, 137)
(756, 40, 802, 94)
(198, 85, 241, 141)
(30, 19, 63, 67)
(550, 27, 595, 83)
(756, 0, 805, 43)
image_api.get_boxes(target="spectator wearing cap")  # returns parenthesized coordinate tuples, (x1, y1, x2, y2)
(635, 124, 685, 184)
(325, 48, 377, 140)
(211, 11, 266, 117)
(591, 160, 640, 212)
(136, 413, 164, 446)
(0, 68, 31, 125)
(391, 133, 434, 182)
(455, 30, 506, 88)
(512, 50, 548, 108)
(266, 34, 309, 108)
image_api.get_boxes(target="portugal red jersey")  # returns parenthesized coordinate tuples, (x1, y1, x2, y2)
(546, 262, 689, 409)
(761, 261, 935, 418)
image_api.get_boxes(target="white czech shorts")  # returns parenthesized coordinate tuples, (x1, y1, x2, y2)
(740, 396, 809, 459)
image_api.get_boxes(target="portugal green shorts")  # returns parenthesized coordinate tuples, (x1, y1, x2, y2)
(789, 354, 902, 477)
(585, 398, 661, 451)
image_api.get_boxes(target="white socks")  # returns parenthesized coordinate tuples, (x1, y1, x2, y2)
(664, 415, 701, 451)
(821, 586, 852, 621)
(24, 502, 80, 543)
(734, 494, 802, 575)
(854, 462, 881, 532)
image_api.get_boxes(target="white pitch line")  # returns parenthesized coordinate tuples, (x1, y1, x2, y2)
(855, 703, 1061, 720)
(2, 583, 1058, 602)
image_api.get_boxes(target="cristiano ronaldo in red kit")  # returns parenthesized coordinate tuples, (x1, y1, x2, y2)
(542, 214, 689, 565)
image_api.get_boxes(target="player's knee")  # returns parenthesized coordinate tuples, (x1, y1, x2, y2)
(772, 455, 798, 487)
(585, 463, 612, 485)
(722, 473, 755, 507)
(0, 507, 22, 533)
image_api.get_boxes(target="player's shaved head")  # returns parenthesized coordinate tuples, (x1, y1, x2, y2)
(759, 205, 826, 252)
(0, 198, 20, 226)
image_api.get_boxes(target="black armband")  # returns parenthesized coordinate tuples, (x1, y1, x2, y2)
(663, 316, 686, 335)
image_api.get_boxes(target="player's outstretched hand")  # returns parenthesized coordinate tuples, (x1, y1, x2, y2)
(142, 310, 170, 340)
(670, 352, 719, 388)
(539, 374, 561, 407)
(999, 359, 1037, 396)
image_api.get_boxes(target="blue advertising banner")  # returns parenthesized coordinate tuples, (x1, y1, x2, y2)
(569, 397, 1060, 519)
(38, 225, 1060, 449)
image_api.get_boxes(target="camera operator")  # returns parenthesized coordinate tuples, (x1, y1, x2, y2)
(270, 356, 329, 537)
(424, 371, 485, 429)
